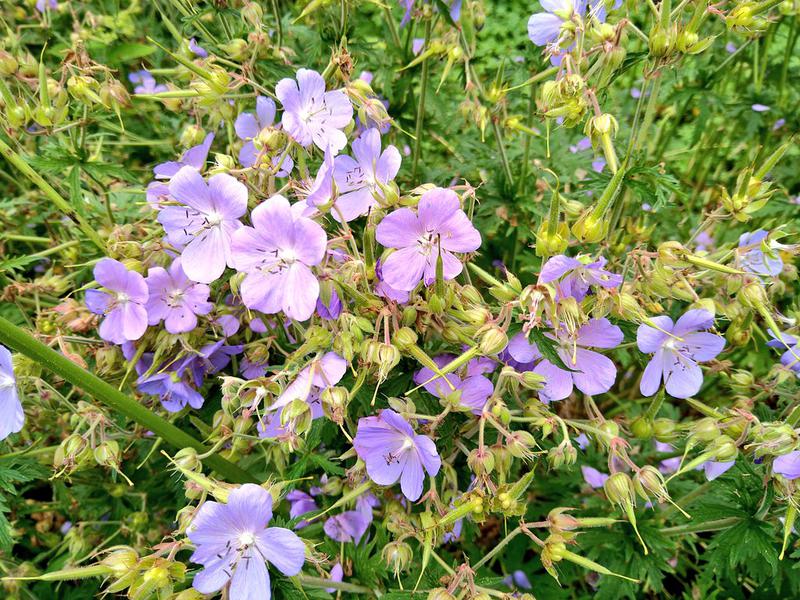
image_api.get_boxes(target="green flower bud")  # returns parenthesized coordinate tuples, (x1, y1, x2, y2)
(603, 472, 634, 504)
(467, 447, 495, 475)
(479, 326, 508, 356)
(709, 435, 738, 462)
(101, 546, 139, 576)
(427, 589, 456, 600)
(520, 370, 546, 390)
(382, 541, 413, 575)
(393, 327, 418, 349)
(174, 447, 201, 472)
(692, 417, 719, 442)
(630, 416, 654, 439)
(653, 418, 677, 442)
(0, 50, 18, 75)
(93, 440, 121, 468)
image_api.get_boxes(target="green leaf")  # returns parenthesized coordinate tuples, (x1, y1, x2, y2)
(108, 43, 156, 62)
(528, 328, 576, 372)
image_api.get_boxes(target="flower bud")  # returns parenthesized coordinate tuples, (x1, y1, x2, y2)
(520, 370, 546, 390)
(709, 435, 738, 462)
(738, 281, 769, 311)
(479, 326, 508, 356)
(101, 547, 139, 576)
(571, 210, 608, 243)
(692, 417, 719, 442)
(382, 541, 412, 575)
(427, 589, 456, 600)
(392, 327, 418, 349)
(0, 50, 18, 75)
(653, 418, 677, 442)
(93, 440, 121, 468)
(630, 416, 654, 439)
(603, 472, 634, 504)
(174, 447, 201, 472)
(467, 447, 495, 475)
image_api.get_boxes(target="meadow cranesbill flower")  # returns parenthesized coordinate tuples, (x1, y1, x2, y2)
(160, 166, 248, 284)
(0, 345, 24, 441)
(231, 195, 327, 321)
(188, 38, 207, 57)
(737, 230, 783, 276)
(637, 309, 726, 399)
(272, 352, 347, 411)
(538, 254, 622, 301)
(188, 483, 305, 599)
(276, 69, 353, 155)
(326, 563, 344, 593)
(128, 70, 167, 94)
(773, 451, 800, 480)
(374, 259, 410, 303)
(503, 570, 533, 590)
(766, 330, 800, 376)
(353, 409, 441, 501)
(375, 187, 481, 291)
(332, 128, 401, 222)
(528, 1, 619, 63)
(581, 465, 609, 489)
(286, 490, 318, 529)
(508, 319, 623, 402)
(36, 0, 57, 12)
(152, 133, 214, 180)
(145, 258, 212, 334)
(316, 289, 342, 320)
(137, 359, 204, 412)
(305, 149, 335, 210)
(85, 258, 149, 344)
(235, 96, 293, 176)
(414, 355, 494, 415)
(700, 460, 735, 481)
(751, 104, 770, 112)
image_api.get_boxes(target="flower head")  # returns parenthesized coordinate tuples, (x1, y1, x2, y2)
(581, 465, 609, 489)
(85, 258, 149, 344)
(528, 0, 620, 64)
(152, 133, 214, 181)
(773, 451, 800, 480)
(353, 410, 440, 501)
(276, 69, 353, 154)
(737, 229, 783, 276)
(637, 309, 726, 399)
(137, 360, 204, 413)
(538, 255, 622, 301)
(331, 128, 401, 222)
(189, 484, 305, 599)
(128, 70, 167, 94)
(145, 258, 212, 334)
(231, 195, 328, 321)
(188, 38, 207, 58)
(286, 490, 318, 529)
(414, 355, 494, 415)
(159, 166, 248, 283)
(767, 330, 800, 376)
(375, 187, 481, 292)
(0, 345, 24, 441)
(235, 96, 294, 176)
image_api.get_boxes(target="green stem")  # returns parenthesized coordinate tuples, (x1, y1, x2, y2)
(661, 516, 741, 536)
(0, 316, 256, 484)
(295, 575, 373, 594)
(0, 137, 105, 251)
(491, 119, 514, 186)
(411, 19, 433, 179)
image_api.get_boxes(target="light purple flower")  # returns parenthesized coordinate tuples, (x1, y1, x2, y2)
(773, 118, 786, 130)
(700, 460, 735, 481)
(128, 70, 167, 94)
(137, 362, 204, 412)
(324, 492, 377, 543)
(159, 166, 248, 283)
(414, 355, 493, 415)
(575, 433, 590, 450)
(725, 42, 737, 53)
(0, 345, 24, 441)
(655, 441, 680, 474)
(188, 484, 305, 599)
(767, 330, 800, 375)
(286, 490, 318, 529)
(353, 409, 441, 501)
(325, 563, 344, 593)
(375, 187, 481, 292)
(773, 451, 800, 480)
(235, 96, 294, 176)
(272, 352, 347, 412)
(694, 230, 715, 253)
(737, 229, 783, 276)
(316, 289, 342, 320)
(581, 465, 609, 489)
(502, 570, 532, 590)
(637, 309, 726, 399)
(189, 38, 208, 58)
(527, 1, 619, 63)
(508, 319, 623, 402)
(569, 137, 593, 153)
(153, 133, 214, 181)
(276, 69, 353, 155)
(538, 255, 622, 301)
(374, 258, 410, 303)
(36, 0, 58, 12)
(751, 103, 770, 112)
(85, 258, 149, 344)
(231, 195, 327, 321)
(331, 128, 401, 222)
(145, 258, 212, 334)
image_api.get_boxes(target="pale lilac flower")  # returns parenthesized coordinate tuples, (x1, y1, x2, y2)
(374, 259, 410, 303)
(0, 345, 24, 441)
(581, 465, 609, 489)
(153, 133, 214, 180)
(528, 1, 619, 63)
(725, 41, 737, 53)
(767, 330, 800, 375)
(773, 118, 786, 130)
(569, 137, 593, 153)
(324, 492, 377, 543)
(773, 452, 800, 480)
(592, 157, 606, 172)
(353, 409, 441, 501)
(508, 319, 623, 402)
(145, 258, 212, 334)
(276, 69, 353, 155)
(737, 230, 783, 276)
(316, 290, 342, 320)
(638, 309, 726, 399)
(414, 355, 493, 415)
(538, 255, 622, 301)
(700, 460, 735, 481)
(272, 352, 347, 412)
(189, 484, 305, 599)
(36, 0, 58, 12)
(85, 258, 149, 344)
(332, 128, 401, 222)
(128, 70, 167, 94)
(442, 512, 462, 543)
(188, 38, 208, 58)
(235, 96, 293, 176)
(503, 570, 532, 590)
(159, 166, 248, 283)
(631, 87, 642, 99)
(694, 231, 715, 253)
(325, 563, 344, 593)
(375, 187, 481, 291)
(412, 38, 425, 55)
(137, 361, 204, 412)
(751, 103, 770, 112)
(655, 441, 680, 474)
(286, 490, 318, 529)
(231, 195, 327, 321)
(575, 433, 590, 450)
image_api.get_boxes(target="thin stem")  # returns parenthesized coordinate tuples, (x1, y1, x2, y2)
(0, 316, 256, 484)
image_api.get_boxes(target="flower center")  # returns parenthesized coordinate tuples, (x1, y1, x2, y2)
(116, 292, 130, 304)
(206, 212, 224, 227)
(0, 372, 14, 390)
(278, 248, 298, 265)
(166, 289, 185, 308)
(238, 531, 255, 547)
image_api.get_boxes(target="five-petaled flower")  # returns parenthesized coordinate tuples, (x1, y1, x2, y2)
(375, 187, 481, 292)
(353, 409, 441, 501)
(189, 483, 305, 600)
(0, 345, 24, 441)
(637, 309, 726, 399)
(85, 258, 149, 344)
(234, 96, 293, 176)
(160, 166, 248, 284)
(145, 258, 212, 334)
(538, 254, 622, 301)
(231, 195, 328, 321)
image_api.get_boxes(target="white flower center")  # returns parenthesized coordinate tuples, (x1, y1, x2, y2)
(238, 531, 255, 547)
(166, 289, 185, 308)
(0, 372, 14, 390)
(278, 248, 298, 265)
(206, 211, 224, 227)
(664, 338, 676, 351)
(400, 437, 414, 452)
(116, 292, 130, 304)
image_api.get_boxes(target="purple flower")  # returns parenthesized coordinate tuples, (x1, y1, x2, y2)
(414, 355, 493, 415)
(272, 352, 347, 412)
(503, 570, 532, 590)
(153, 133, 214, 181)
(696, 460, 735, 481)
(575, 433, 590, 450)
(773, 118, 786, 130)
(569, 137, 593, 153)
(581, 465, 609, 489)
(159, 166, 248, 283)
(508, 319, 623, 402)
(331, 128, 401, 222)
(751, 103, 771, 112)
(85, 258, 149, 344)
(353, 409, 441, 501)
(375, 187, 481, 292)
(145, 258, 212, 334)
(637, 309, 725, 399)
(374, 258, 410, 303)
(323, 491, 376, 543)
(527, 1, 619, 63)
(694, 231, 715, 253)
(36, 0, 58, 12)
(325, 563, 344, 593)
(188, 38, 208, 58)
(188, 484, 305, 599)
(231, 195, 327, 321)
(128, 70, 167, 94)
(235, 96, 294, 176)
(442, 512, 462, 543)
(538, 255, 622, 301)
(316, 289, 342, 320)
(286, 490, 318, 529)
(276, 69, 353, 155)
(306, 149, 336, 209)
(737, 230, 783, 276)
(655, 441, 680, 474)
(773, 451, 800, 480)
(0, 345, 24, 441)
(767, 330, 800, 375)
(137, 362, 204, 412)
(726, 41, 737, 53)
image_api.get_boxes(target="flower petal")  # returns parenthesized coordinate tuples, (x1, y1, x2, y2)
(256, 527, 306, 576)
